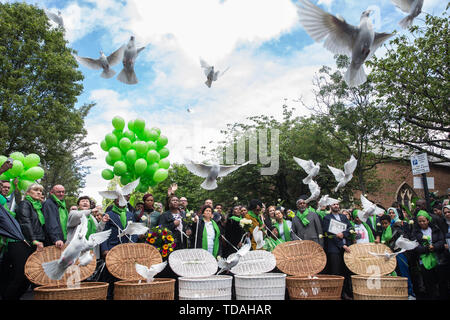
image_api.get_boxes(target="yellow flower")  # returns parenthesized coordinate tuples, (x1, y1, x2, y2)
(169, 248, 173, 252)
(167, 235, 174, 242)
(163, 244, 169, 250)
(149, 238, 155, 244)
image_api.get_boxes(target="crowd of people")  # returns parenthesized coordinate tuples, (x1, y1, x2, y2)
(0, 161, 449, 300)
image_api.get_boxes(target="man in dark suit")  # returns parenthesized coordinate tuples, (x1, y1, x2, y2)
(42, 184, 68, 249)
(322, 199, 353, 300)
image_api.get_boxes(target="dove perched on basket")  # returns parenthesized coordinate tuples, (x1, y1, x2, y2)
(297, 0, 393, 87)
(42, 215, 111, 280)
(184, 158, 250, 190)
(328, 155, 358, 192)
(217, 243, 251, 274)
(135, 261, 167, 283)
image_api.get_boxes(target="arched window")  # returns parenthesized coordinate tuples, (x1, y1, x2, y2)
(396, 182, 417, 210)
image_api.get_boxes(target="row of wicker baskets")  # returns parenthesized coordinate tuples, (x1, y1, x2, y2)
(25, 241, 408, 300)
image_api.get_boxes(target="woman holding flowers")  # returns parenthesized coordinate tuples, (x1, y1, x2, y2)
(244, 199, 266, 250)
(191, 205, 222, 258)
(413, 210, 446, 300)
(137, 193, 160, 229)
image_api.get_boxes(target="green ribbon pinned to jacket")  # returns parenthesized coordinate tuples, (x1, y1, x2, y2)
(112, 204, 128, 229)
(275, 219, 291, 241)
(26, 195, 45, 225)
(296, 209, 310, 227)
(51, 194, 68, 240)
(202, 219, 220, 258)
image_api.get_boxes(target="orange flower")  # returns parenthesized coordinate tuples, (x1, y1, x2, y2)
(163, 244, 169, 250)
(167, 235, 174, 242)
(149, 238, 155, 244)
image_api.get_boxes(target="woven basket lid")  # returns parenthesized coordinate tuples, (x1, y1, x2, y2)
(168, 249, 218, 277)
(230, 250, 276, 275)
(24, 245, 96, 286)
(344, 243, 397, 276)
(272, 240, 326, 276)
(105, 243, 162, 280)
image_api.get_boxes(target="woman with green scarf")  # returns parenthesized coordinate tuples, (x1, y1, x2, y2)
(191, 205, 221, 258)
(413, 210, 446, 300)
(273, 209, 292, 242)
(350, 210, 375, 244)
(3, 183, 47, 300)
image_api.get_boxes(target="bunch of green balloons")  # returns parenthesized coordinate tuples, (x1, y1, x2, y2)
(0, 152, 45, 194)
(100, 116, 170, 193)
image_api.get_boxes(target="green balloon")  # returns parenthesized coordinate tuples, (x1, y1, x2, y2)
(152, 127, 161, 136)
(100, 140, 109, 152)
(146, 150, 160, 164)
(142, 128, 152, 141)
(105, 133, 118, 148)
(123, 130, 136, 142)
(147, 129, 159, 141)
(18, 179, 34, 192)
(120, 175, 132, 186)
(112, 116, 125, 131)
(0, 156, 7, 166)
(119, 137, 132, 152)
(147, 141, 157, 151)
(105, 154, 115, 166)
(126, 149, 138, 165)
(23, 153, 40, 168)
(22, 166, 44, 180)
(148, 179, 158, 187)
(153, 168, 168, 183)
(158, 158, 170, 170)
(113, 129, 123, 140)
(127, 120, 135, 132)
(10, 152, 25, 163)
(156, 135, 168, 148)
(101, 169, 115, 180)
(134, 158, 148, 176)
(137, 183, 149, 193)
(135, 141, 148, 155)
(113, 161, 127, 176)
(158, 147, 170, 159)
(108, 147, 122, 161)
(144, 162, 159, 177)
(8, 160, 24, 177)
(133, 118, 145, 132)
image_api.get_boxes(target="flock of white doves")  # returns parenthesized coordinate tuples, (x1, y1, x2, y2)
(44, 0, 425, 88)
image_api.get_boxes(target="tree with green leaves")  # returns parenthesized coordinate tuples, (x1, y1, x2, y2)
(368, 8, 450, 164)
(0, 2, 94, 197)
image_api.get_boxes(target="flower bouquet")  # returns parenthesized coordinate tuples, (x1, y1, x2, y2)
(183, 210, 195, 226)
(145, 225, 176, 259)
(239, 218, 253, 232)
(287, 209, 295, 220)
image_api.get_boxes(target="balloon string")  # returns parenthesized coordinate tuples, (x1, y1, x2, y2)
(220, 235, 239, 252)
(109, 218, 133, 243)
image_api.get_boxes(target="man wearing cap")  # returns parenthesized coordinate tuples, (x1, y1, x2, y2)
(291, 195, 323, 246)
(322, 199, 353, 300)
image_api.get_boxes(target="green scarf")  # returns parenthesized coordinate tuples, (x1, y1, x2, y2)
(381, 225, 392, 244)
(247, 210, 263, 226)
(229, 216, 242, 223)
(26, 195, 45, 225)
(420, 235, 438, 270)
(350, 221, 375, 243)
(51, 194, 68, 240)
(112, 204, 128, 229)
(275, 219, 291, 241)
(86, 215, 97, 240)
(296, 209, 310, 227)
(316, 210, 327, 220)
(202, 219, 220, 258)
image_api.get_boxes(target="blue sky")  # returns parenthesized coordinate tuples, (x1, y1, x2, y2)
(1, 0, 446, 203)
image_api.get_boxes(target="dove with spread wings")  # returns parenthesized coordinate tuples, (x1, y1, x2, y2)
(200, 58, 230, 88)
(135, 261, 167, 283)
(328, 155, 358, 192)
(217, 243, 251, 274)
(74, 45, 125, 79)
(293, 157, 320, 185)
(98, 178, 140, 207)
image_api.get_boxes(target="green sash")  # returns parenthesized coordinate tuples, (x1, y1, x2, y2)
(229, 216, 242, 223)
(275, 219, 291, 241)
(247, 210, 263, 226)
(381, 225, 392, 244)
(51, 194, 68, 240)
(112, 204, 128, 229)
(316, 210, 327, 220)
(26, 195, 45, 225)
(86, 215, 97, 239)
(202, 219, 220, 258)
(296, 209, 310, 227)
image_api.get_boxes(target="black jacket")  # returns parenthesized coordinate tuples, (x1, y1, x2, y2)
(42, 197, 65, 243)
(413, 224, 446, 263)
(159, 210, 187, 249)
(15, 199, 47, 243)
(322, 213, 352, 254)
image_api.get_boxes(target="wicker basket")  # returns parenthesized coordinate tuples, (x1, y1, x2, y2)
(105, 243, 162, 280)
(169, 249, 218, 277)
(230, 250, 277, 275)
(33, 282, 109, 300)
(178, 275, 233, 300)
(234, 273, 286, 300)
(344, 243, 397, 276)
(286, 275, 344, 300)
(351, 275, 408, 300)
(25, 245, 97, 286)
(113, 278, 176, 300)
(273, 240, 326, 276)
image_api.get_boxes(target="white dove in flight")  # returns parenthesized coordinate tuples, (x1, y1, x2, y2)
(184, 158, 250, 190)
(360, 194, 385, 220)
(74, 45, 125, 79)
(390, 0, 423, 29)
(253, 226, 265, 249)
(200, 58, 230, 88)
(45, 9, 64, 30)
(297, 0, 393, 87)
(135, 261, 167, 283)
(368, 249, 405, 261)
(217, 242, 251, 274)
(327, 155, 357, 192)
(305, 180, 321, 204)
(293, 157, 320, 184)
(117, 221, 149, 239)
(394, 235, 419, 251)
(317, 194, 340, 210)
(42, 215, 111, 280)
(117, 36, 146, 85)
(98, 178, 140, 207)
